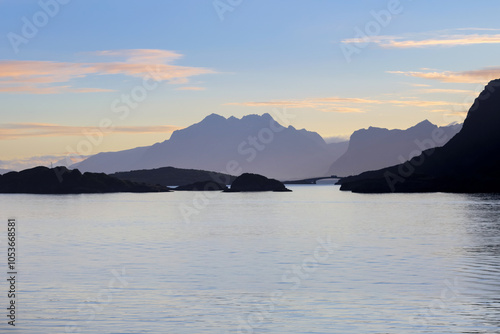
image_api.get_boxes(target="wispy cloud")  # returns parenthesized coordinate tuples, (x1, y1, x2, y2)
(318, 107, 365, 113)
(0, 86, 116, 94)
(341, 28, 500, 48)
(0, 123, 182, 140)
(429, 109, 451, 113)
(227, 97, 380, 112)
(388, 67, 500, 83)
(408, 83, 431, 87)
(228, 96, 464, 113)
(419, 88, 477, 95)
(0, 49, 215, 94)
(176, 86, 206, 91)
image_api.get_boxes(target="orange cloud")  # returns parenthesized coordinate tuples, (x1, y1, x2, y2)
(342, 29, 500, 48)
(0, 49, 215, 94)
(318, 107, 365, 113)
(227, 98, 379, 110)
(409, 83, 431, 87)
(388, 67, 500, 83)
(316, 97, 383, 104)
(0, 85, 116, 94)
(383, 99, 463, 107)
(228, 96, 463, 112)
(419, 88, 477, 95)
(0, 123, 182, 140)
(89, 49, 183, 63)
(378, 34, 500, 48)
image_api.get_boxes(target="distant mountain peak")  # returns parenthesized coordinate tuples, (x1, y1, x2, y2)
(201, 113, 276, 125)
(408, 119, 437, 131)
(73, 112, 341, 179)
(241, 113, 265, 121)
(330, 119, 461, 177)
(201, 113, 226, 123)
(416, 119, 433, 126)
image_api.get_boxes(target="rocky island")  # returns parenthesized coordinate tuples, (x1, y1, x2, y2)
(0, 166, 170, 194)
(225, 173, 291, 192)
(174, 180, 228, 191)
(111, 166, 236, 187)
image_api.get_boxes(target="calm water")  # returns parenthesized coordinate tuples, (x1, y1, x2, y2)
(1, 185, 499, 333)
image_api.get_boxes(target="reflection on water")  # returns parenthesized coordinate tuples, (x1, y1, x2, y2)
(452, 194, 500, 332)
(0, 186, 499, 333)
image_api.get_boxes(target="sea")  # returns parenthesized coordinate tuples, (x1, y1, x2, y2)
(0, 184, 499, 333)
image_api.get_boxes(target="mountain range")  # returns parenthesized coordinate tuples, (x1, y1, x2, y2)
(74, 113, 348, 180)
(340, 79, 500, 193)
(329, 120, 462, 177)
(72, 112, 463, 181)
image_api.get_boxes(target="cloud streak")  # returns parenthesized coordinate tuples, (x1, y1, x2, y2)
(228, 96, 464, 113)
(419, 88, 477, 95)
(388, 67, 500, 83)
(176, 86, 206, 91)
(341, 28, 500, 48)
(0, 49, 215, 94)
(0, 123, 182, 140)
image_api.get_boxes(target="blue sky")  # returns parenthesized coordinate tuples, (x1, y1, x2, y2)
(1, 0, 500, 168)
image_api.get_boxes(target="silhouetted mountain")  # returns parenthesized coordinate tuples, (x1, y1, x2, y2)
(226, 173, 291, 192)
(0, 169, 11, 175)
(0, 166, 170, 194)
(73, 113, 346, 180)
(111, 166, 236, 187)
(174, 180, 228, 191)
(340, 79, 500, 193)
(329, 120, 461, 177)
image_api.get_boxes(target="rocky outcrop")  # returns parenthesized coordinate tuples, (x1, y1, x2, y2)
(0, 166, 170, 194)
(226, 173, 291, 192)
(174, 180, 228, 191)
(112, 166, 235, 187)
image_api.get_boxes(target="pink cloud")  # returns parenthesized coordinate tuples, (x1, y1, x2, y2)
(0, 123, 182, 140)
(388, 67, 500, 83)
(0, 49, 215, 94)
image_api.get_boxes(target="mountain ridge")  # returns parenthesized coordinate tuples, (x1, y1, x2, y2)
(74, 113, 347, 180)
(329, 119, 462, 177)
(339, 79, 500, 193)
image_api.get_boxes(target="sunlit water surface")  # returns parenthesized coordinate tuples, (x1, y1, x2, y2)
(0, 185, 499, 333)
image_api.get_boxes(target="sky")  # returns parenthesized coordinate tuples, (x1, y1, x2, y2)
(1, 0, 500, 169)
